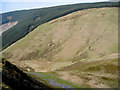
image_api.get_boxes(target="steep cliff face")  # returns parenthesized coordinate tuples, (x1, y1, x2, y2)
(1, 58, 52, 90)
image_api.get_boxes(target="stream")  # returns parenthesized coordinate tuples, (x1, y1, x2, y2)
(27, 72, 77, 89)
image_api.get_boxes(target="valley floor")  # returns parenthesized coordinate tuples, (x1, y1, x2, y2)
(25, 53, 119, 88)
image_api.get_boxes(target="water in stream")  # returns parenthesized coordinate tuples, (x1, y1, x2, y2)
(27, 72, 78, 89)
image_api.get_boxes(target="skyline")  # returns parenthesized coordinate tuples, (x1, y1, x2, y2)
(1, 0, 115, 13)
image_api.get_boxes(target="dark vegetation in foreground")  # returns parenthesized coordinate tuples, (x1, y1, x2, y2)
(1, 58, 52, 90)
(0, 2, 119, 50)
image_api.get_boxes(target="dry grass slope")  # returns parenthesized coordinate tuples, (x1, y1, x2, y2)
(2, 7, 119, 88)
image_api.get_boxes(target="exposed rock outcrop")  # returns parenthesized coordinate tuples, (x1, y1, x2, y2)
(0, 21, 18, 35)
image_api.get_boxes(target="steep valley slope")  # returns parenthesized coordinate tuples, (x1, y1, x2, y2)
(1, 2, 118, 50)
(3, 7, 119, 88)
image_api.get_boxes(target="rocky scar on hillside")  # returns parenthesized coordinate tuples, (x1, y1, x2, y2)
(0, 58, 52, 90)
(0, 21, 18, 35)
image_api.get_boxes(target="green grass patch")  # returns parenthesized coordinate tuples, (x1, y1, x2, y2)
(100, 76, 118, 88)
(27, 72, 83, 88)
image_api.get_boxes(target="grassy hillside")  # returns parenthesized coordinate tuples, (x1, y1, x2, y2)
(1, 2, 119, 50)
(3, 7, 118, 67)
(3, 7, 119, 88)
